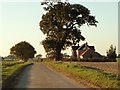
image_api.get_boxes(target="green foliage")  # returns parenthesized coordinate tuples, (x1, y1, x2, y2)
(10, 41, 36, 61)
(40, 1, 98, 60)
(44, 61, 119, 88)
(2, 61, 23, 68)
(106, 45, 117, 59)
(3, 54, 17, 60)
(62, 53, 70, 58)
(42, 38, 57, 58)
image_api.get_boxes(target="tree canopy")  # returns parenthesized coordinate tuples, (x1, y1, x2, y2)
(40, 1, 98, 60)
(10, 41, 36, 61)
(106, 45, 117, 59)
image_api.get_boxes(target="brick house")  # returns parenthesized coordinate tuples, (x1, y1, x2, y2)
(72, 42, 103, 59)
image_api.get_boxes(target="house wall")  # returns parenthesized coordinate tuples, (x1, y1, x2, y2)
(78, 49, 103, 59)
(77, 50, 85, 58)
(84, 51, 102, 59)
(77, 50, 80, 58)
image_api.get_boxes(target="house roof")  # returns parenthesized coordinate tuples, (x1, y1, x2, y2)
(88, 46, 95, 51)
(78, 43, 86, 50)
(80, 49, 102, 58)
(78, 50, 86, 55)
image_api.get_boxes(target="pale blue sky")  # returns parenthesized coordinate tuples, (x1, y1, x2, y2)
(0, 0, 119, 57)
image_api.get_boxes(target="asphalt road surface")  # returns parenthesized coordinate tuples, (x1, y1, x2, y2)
(14, 63, 86, 88)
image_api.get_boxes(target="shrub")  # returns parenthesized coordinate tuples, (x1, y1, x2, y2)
(79, 58, 117, 62)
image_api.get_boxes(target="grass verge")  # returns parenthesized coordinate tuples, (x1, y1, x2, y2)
(44, 61, 120, 88)
(2, 61, 33, 88)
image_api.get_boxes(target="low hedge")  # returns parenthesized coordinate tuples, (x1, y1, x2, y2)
(62, 58, 117, 62)
(79, 58, 117, 62)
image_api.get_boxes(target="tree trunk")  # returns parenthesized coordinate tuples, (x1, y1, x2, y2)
(55, 45, 62, 61)
(55, 29, 71, 61)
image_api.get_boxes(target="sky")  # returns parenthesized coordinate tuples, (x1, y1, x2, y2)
(0, 0, 119, 57)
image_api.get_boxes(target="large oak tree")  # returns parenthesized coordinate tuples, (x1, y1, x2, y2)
(40, 1, 98, 60)
(10, 41, 36, 61)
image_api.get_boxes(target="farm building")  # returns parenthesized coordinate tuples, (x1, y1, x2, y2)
(72, 42, 103, 59)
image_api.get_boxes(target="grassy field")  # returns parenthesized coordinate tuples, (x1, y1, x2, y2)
(117, 58, 120, 61)
(44, 60, 120, 88)
(66, 62, 119, 75)
(2, 61, 33, 88)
